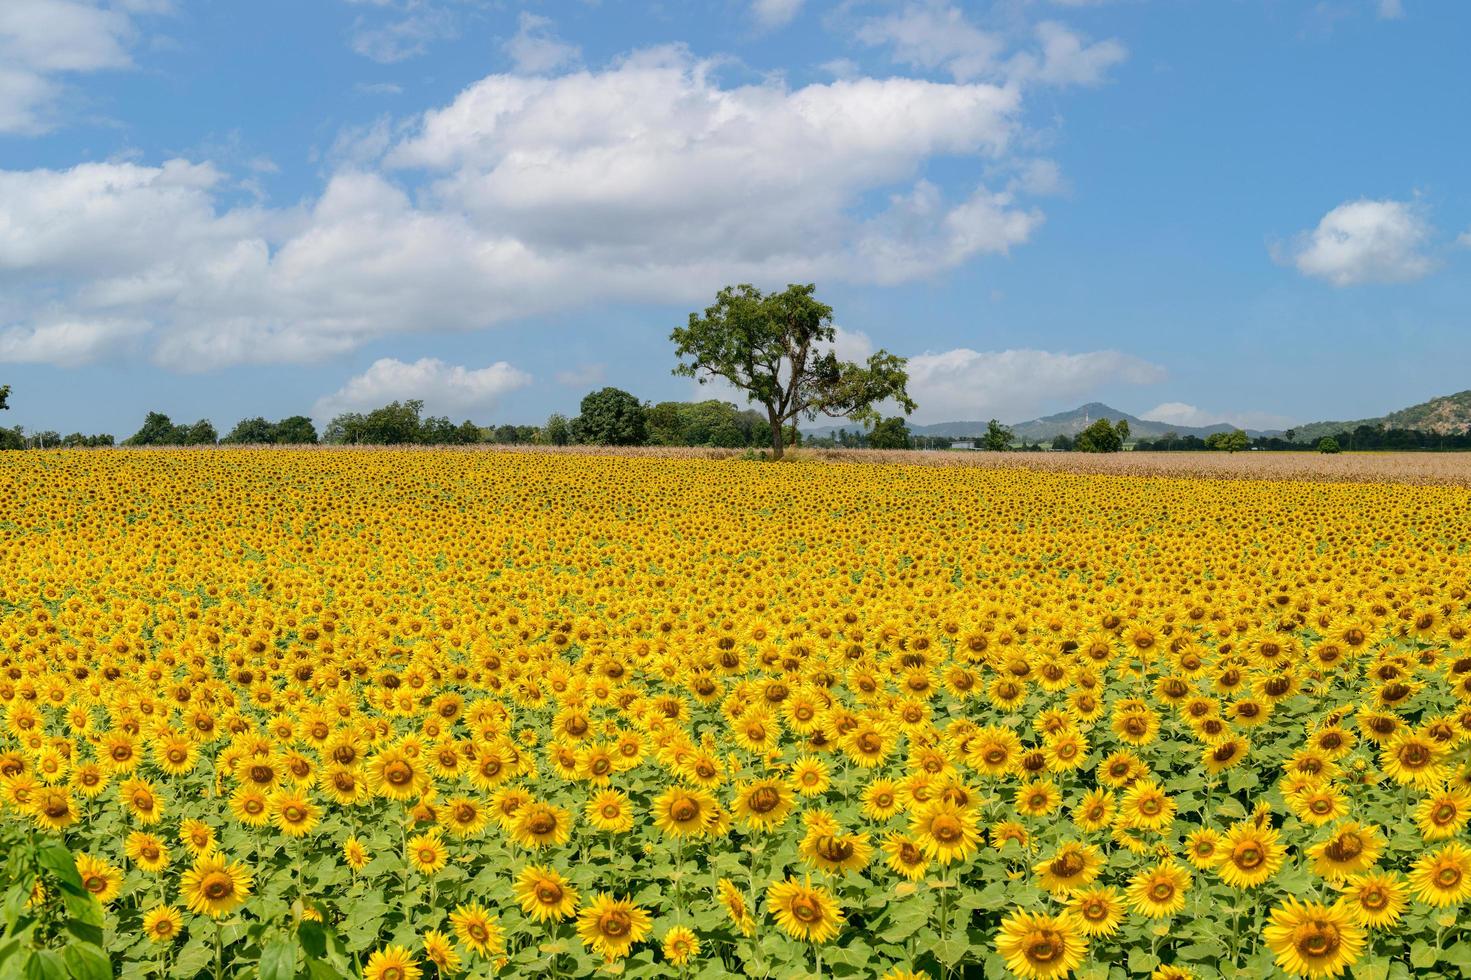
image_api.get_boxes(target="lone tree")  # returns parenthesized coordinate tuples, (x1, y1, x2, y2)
(672, 284, 915, 460)
(983, 419, 1013, 452)
(573, 387, 647, 446)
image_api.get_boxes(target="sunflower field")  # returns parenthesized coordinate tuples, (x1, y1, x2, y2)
(1, 449, 1470, 980)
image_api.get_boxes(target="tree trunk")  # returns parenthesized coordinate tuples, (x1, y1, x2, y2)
(768, 411, 785, 461)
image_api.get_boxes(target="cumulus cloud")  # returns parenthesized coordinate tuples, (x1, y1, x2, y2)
(1, 43, 1077, 370)
(313, 357, 532, 420)
(504, 13, 580, 75)
(1011, 22, 1127, 87)
(1283, 198, 1435, 286)
(901, 348, 1165, 424)
(0, 0, 148, 133)
(0, 318, 148, 366)
(1378, 0, 1405, 19)
(752, 0, 804, 29)
(1142, 402, 1296, 432)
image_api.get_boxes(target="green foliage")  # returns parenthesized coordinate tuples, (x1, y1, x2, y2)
(646, 400, 766, 448)
(1074, 418, 1128, 453)
(1318, 436, 1341, 454)
(572, 387, 647, 446)
(983, 419, 1013, 452)
(0, 384, 9, 411)
(0, 827, 109, 980)
(867, 416, 911, 449)
(671, 283, 915, 459)
(124, 412, 190, 446)
(544, 413, 571, 446)
(1204, 429, 1249, 452)
(274, 416, 319, 445)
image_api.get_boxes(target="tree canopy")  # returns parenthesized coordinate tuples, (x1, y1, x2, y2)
(671, 283, 915, 459)
(573, 387, 647, 446)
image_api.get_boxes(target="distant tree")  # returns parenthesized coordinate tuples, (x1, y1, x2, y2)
(224, 417, 277, 444)
(0, 426, 22, 451)
(573, 387, 647, 446)
(983, 419, 1014, 452)
(1204, 429, 1249, 453)
(868, 416, 911, 450)
(125, 412, 186, 446)
(184, 420, 218, 445)
(671, 283, 915, 460)
(1075, 419, 1126, 453)
(323, 413, 366, 445)
(545, 413, 571, 446)
(453, 420, 482, 445)
(1052, 433, 1074, 451)
(0, 385, 9, 411)
(274, 416, 318, 444)
(493, 424, 520, 445)
(419, 415, 457, 444)
(1318, 436, 1341, 454)
(32, 430, 61, 449)
(1285, 428, 1297, 444)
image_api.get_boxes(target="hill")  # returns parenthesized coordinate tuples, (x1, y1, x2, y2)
(1290, 390, 1471, 443)
(807, 403, 1276, 442)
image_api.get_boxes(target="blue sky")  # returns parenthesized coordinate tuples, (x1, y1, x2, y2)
(1, 0, 1467, 435)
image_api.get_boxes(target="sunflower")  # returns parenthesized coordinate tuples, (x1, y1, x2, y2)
(1067, 886, 1126, 938)
(883, 832, 931, 881)
(1408, 841, 1471, 906)
(789, 755, 831, 797)
(766, 877, 843, 944)
(1118, 779, 1176, 832)
(1291, 785, 1349, 827)
(860, 778, 903, 820)
(125, 831, 170, 873)
(1415, 789, 1471, 841)
(909, 798, 980, 865)
(449, 902, 506, 956)
(271, 790, 319, 838)
(74, 853, 123, 904)
(179, 852, 252, 918)
(576, 893, 653, 960)
(1307, 823, 1383, 880)
(439, 796, 491, 838)
(368, 747, 425, 802)
(1338, 872, 1407, 929)
(1126, 862, 1190, 918)
(1183, 828, 1224, 870)
(421, 930, 462, 974)
(1218, 821, 1286, 889)
(143, 905, 183, 944)
(29, 786, 78, 831)
(993, 909, 1089, 980)
(344, 836, 369, 872)
(406, 830, 448, 876)
(1072, 789, 1114, 833)
(1379, 732, 1447, 789)
(585, 789, 635, 833)
(229, 786, 271, 828)
(1014, 780, 1062, 818)
(512, 801, 574, 849)
(1034, 841, 1104, 896)
(717, 878, 755, 937)
(661, 926, 699, 966)
(1262, 898, 1364, 978)
(514, 864, 580, 923)
(731, 779, 794, 831)
(363, 945, 421, 980)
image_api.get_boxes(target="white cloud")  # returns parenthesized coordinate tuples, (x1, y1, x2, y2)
(1457, 230, 1471, 248)
(0, 318, 148, 366)
(902, 348, 1165, 423)
(0, 46, 1068, 370)
(1378, 0, 1405, 19)
(752, 0, 804, 29)
(856, 3, 1124, 88)
(504, 13, 580, 75)
(1283, 198, 1435, 286)
(554, 363, 606, 388)
(348, 7, 456, 63)
(1141, 402, 1295, 432)
(0, 0, 144, 133)
(313, 357, 532, 420)
(1010, 21, 1127, 87)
